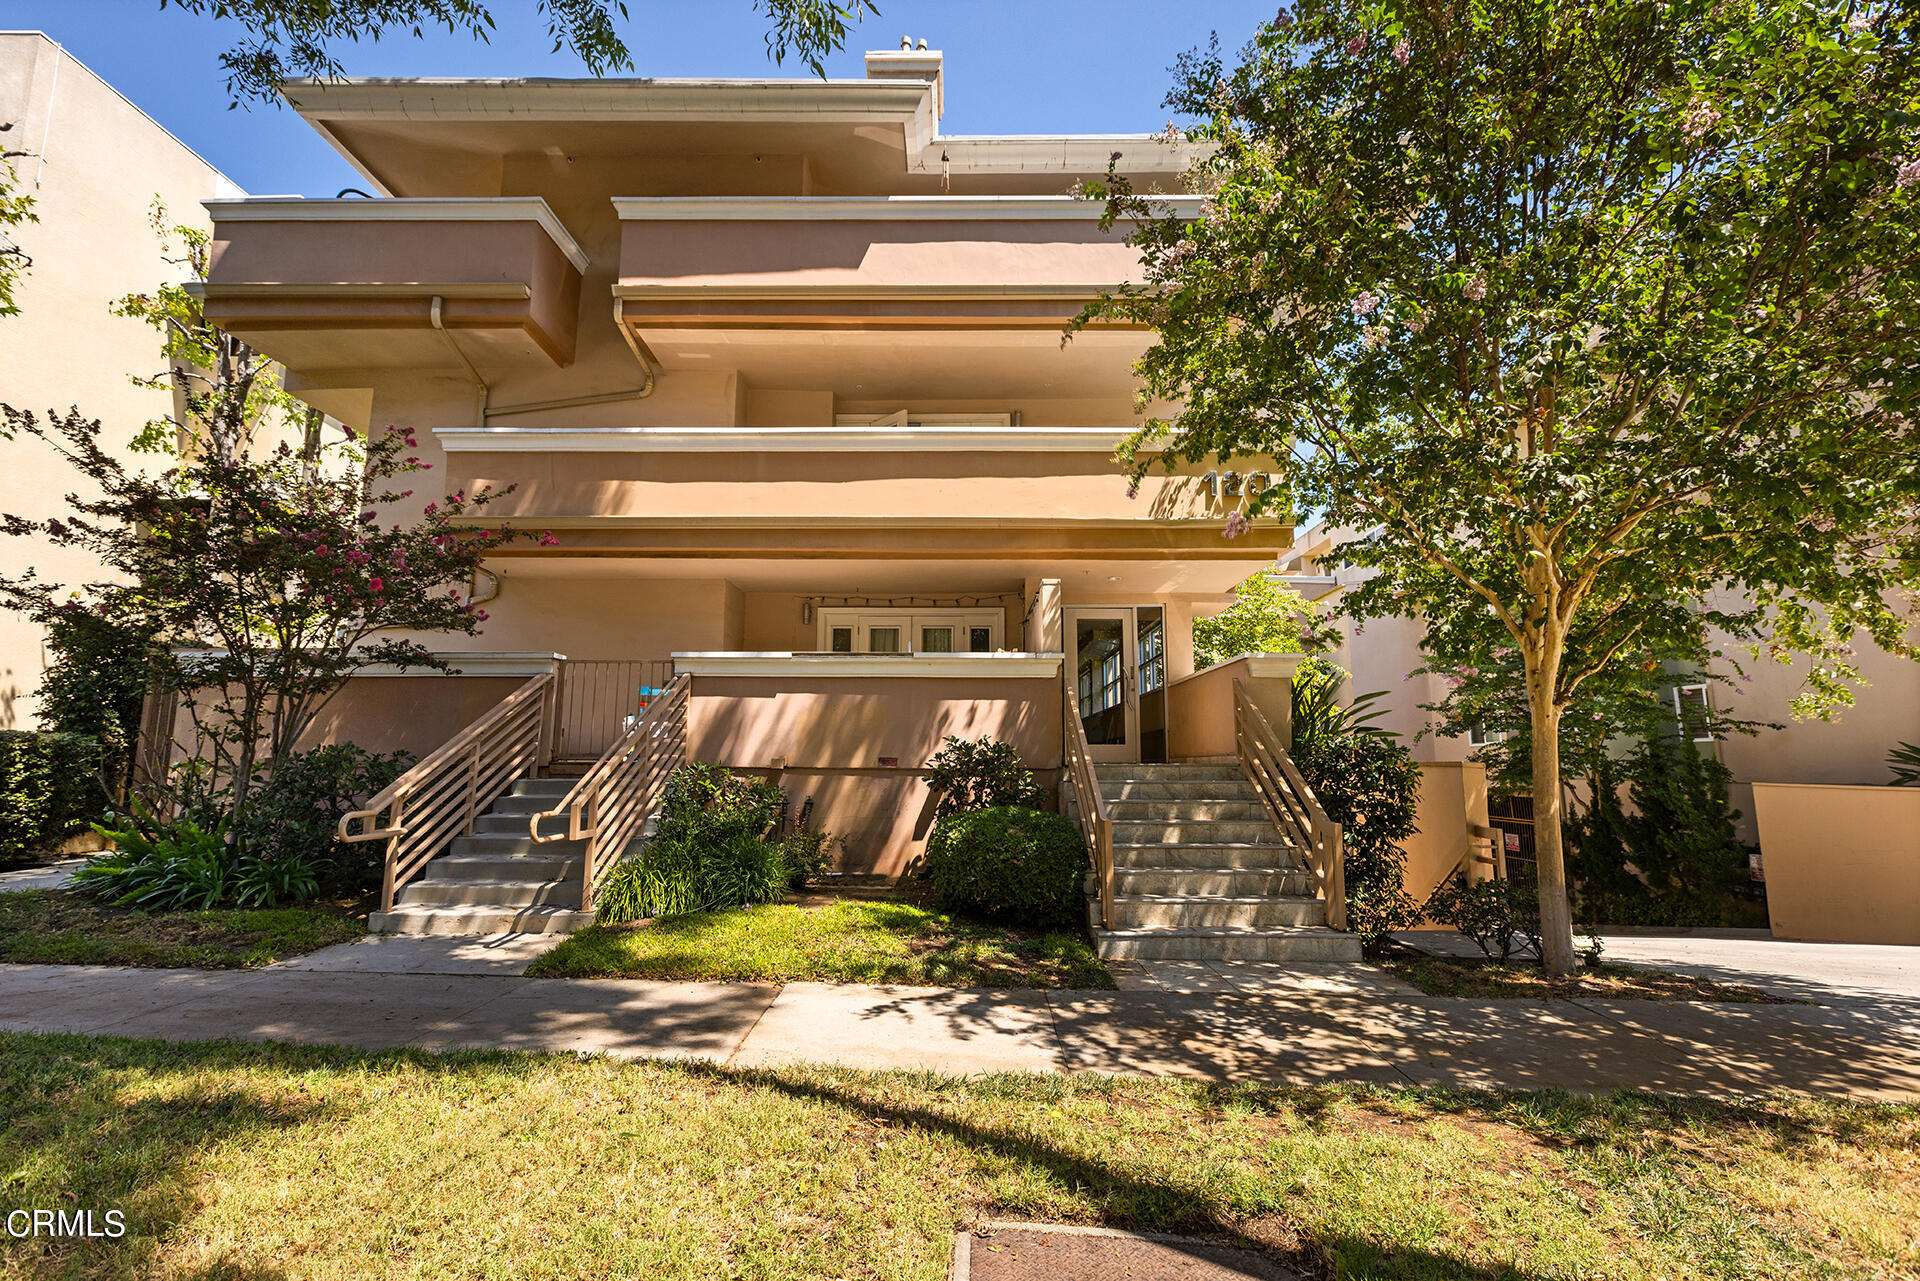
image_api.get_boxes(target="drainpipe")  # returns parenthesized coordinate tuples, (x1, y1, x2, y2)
(611, 296, 657, 398)
(430, 294, 489, 422)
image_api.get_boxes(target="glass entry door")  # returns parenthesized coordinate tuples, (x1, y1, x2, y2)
(1065, 606, 1139, 762)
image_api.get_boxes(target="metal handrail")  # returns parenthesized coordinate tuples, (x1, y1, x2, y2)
(530, 673, 690, 913)
(1062, 688, 1116, 930)
(340, 672, 559, 910)
(1233, 677, 1346, 931)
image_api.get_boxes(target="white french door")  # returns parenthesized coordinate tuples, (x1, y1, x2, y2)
(1064, 606, 1139, 763)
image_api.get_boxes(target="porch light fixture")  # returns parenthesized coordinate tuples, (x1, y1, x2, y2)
(801, 601, 814, 624)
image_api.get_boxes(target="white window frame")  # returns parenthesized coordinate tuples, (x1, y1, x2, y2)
(1467, 724, 1508, 747)
(1673, 682, 1715, 743)
(816, 607, 1003, 655)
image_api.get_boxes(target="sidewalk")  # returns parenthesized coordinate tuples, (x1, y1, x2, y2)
(3, 959, 1917, 1100)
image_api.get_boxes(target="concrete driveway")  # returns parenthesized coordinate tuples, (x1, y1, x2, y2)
(1397, 929, 1920, 1007)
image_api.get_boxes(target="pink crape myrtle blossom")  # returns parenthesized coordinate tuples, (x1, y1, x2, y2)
(1393, 37, 1411, 66)
(1222, 511, 1251, 539)
(1351, 289, 1379, 316)
(1345, 33, 1367, 56)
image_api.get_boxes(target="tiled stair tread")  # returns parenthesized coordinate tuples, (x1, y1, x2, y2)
(1111, 893, 1321, 903)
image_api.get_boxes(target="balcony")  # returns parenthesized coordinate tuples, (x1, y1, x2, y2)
(198, 197, 589, 374)
(614, 195, 1203, 400)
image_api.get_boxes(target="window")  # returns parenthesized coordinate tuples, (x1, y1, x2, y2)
(816, 607, 1002, 655)
(1468, 724, 1507, 747)
(1673, 683, 1714, 743)
(1137, 617, 1165, 693)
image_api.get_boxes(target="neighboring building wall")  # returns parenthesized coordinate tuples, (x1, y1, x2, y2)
(1753, 784, 1920, 946)
(0, 32, 243, 728)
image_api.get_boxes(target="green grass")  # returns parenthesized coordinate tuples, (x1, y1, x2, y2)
(527, 898, 1114, 988)
(0, 889, 364, 969)
(1377, 946, 1793, 1002)
(1, 1032, 1915, 1280)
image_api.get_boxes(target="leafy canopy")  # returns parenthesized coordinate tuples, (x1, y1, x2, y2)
(1081, 0, 1920, 970)
(1192, 569, 1321, 668)
(161, 0, 883, 104)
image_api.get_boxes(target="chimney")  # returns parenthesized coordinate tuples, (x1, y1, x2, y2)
(864, 38, 944, 121)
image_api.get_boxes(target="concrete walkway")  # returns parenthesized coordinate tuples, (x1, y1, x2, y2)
(3, 959, 1917, 1100)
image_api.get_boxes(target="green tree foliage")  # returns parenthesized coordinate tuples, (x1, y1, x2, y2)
(0, 141, 34, 317)
(1292, 716, 1423, 945)
(1080, 0, 1920, 971)
(1416, 641, 1773, 799)
(160, 0, 882, 104)
(1192, 570, 1320, 669)
(0, 732, 105, 865)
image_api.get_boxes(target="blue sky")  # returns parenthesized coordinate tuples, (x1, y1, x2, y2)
(5, 0, 1275, 195)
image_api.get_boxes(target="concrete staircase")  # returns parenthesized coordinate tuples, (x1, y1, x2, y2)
(1085, 763, 1361, 962)
(367, 777, 599, 936)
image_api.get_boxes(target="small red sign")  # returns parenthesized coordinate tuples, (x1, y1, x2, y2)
(878, 757, 899, 768)
(1504, 832, 1522, 853)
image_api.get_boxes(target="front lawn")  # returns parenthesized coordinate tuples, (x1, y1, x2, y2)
(527, 898, 1113, 988)
(1, 1032, 1915, 1280)
(1378, 945, 1793, 1002)
(0, 889, 364, 969)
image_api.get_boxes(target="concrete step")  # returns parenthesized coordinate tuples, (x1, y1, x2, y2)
(483, 792, 564, 816)
(510, 777, 576, 798)
(398, 877, 581, 909)
(1113, 842, 1302, 869)
(1106, 799, 1265, 821)
(1093, 926, 1362, 962)
(449, 832, 588, 858)
(1103, 895, 1327, 930)
(472, 812, 547, 835)
(1112, 866, 1314, 897)
(426, 852, 585, 881)
(1093, 764, 1243, 783)
(368, 904, 596, 937)
(1099, 779, 1259, 802)
(1112, 819, 1283, 845)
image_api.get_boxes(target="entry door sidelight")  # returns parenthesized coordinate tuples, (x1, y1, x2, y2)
(1065, 607, 1139, 762)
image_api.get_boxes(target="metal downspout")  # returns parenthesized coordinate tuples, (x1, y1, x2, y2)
(430, 294, 489, 421)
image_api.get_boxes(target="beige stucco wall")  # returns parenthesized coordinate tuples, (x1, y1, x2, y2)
(1753, 783, 1920, 946)
(685, 672, 1062, 874)
(432, 573, 737, 659)
(1164, 656, 1295, 761)
(1402, 761, 1492, 924)
(1712, 611, 1920, 842)
(299, 675, 533, 760)
(0, 34, 243, 728)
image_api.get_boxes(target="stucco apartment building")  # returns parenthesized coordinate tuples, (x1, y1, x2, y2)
(0, 32, 245, 729)
(193, 44, 1393, 955)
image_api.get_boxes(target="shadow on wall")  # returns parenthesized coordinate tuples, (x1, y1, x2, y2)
(0, 671, 16, 729)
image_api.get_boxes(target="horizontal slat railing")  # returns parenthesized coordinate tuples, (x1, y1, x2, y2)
(1233, 677, 1347, 931)
(340, 672, 558, 911)
(554, 658, 677, 763)
(1063, 687, 1116, 930)
(531, 673, 690, 913)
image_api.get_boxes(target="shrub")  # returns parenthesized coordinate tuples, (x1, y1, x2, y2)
(35, 611, 154, 782)
(654, 762, 783, 847)
(924, 806, 1087, 927)
(780, 827, 836, 889)
(1293, 727, 1422, 946)
(73, 814, 232, 910)
(0, 731, 108, 865)
(239, 744, 412, 895)
(1423, 873, 1543, 962)
(1567, 738, 1752, 927)
(922, 735, 1044, 821)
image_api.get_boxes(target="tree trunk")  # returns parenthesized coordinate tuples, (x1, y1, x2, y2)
(1528, 676, 1576, 975)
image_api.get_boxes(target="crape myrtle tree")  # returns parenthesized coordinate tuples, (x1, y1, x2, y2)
(0, 211, 554, 850)
(160, 0, 883, 104)
(1079, 0, 1920, 972)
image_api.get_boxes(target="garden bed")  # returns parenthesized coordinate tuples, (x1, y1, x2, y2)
(527, 897, 1112, 988)
(2, 1031, 1914, 1280)
(0, 888, 365, 969)
(1376, 943, 1796, 1002)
